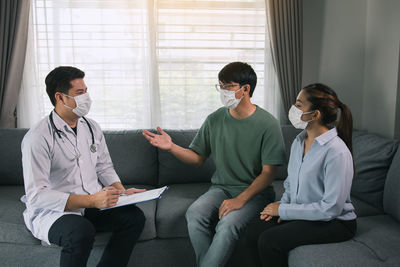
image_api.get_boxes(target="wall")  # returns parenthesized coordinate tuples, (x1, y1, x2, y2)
(303, 0, 400, 138)
(362, 0, 400, 138)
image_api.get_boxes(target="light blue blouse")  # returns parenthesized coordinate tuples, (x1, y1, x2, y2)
(278, 127, 356, 221)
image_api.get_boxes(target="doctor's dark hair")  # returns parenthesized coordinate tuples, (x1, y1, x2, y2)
(302, 83, 353, 153)
(45, 66, 85, 106)
(218, 62, 257, 97)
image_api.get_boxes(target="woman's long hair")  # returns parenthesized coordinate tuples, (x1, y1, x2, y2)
(302, 83, 353, 153)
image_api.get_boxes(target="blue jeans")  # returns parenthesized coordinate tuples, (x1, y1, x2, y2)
(185, 187, 273, 267)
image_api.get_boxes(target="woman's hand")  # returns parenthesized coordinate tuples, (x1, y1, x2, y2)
(260, 202, 282, 222)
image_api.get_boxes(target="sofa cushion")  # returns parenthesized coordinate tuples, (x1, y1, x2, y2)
(0, 186, 40, 245)
(0, 129, 28, 185)
(289, 239, 392, 267)
(128, 184, 157, 241)
(351, 196, 384, 217)
(158, 130, 215, 185)
(0, 185, 157, 245)
(353, 215, 400, 262)
(156, 183, 211, 238)
(288, 215, 400, 267)
(104, 130, 158, 185)
(384, 147, 400, 222)
(272, 180, 285, 201)
(351, 130, 399, 208)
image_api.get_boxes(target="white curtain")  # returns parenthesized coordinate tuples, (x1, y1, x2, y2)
(18, 0, 280, 129)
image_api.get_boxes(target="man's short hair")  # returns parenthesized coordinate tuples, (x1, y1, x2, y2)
(45, 66, 85, 106)
(218, 62, 257, 97)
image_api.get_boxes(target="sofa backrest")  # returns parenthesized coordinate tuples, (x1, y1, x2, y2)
(0, 128, 28, 185)
(0, 126, 301, 186)
(275, 125, 302, 180)
(104, 130, 158, 185)
(157, 130, 216, 185)
(384, 145, 400, 222)
(0, 128, 159, 186)
(351, 130, 399, 209)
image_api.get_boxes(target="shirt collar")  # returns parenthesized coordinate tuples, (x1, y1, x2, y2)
(295, 127, 338, 146)
(315, 127, 338, 145)
(51, 110, 84, 134)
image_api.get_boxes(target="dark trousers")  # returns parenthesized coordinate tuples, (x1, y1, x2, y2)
(234, 217, 356, 267)
(48, 205, 145, 267)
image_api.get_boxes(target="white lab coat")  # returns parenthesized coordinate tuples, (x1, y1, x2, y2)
(21, 111, 120, 244)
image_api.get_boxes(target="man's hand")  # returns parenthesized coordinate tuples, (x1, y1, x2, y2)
(91, 186, 121, 209)
(142, 127, 173, 151)
(123, 187, 146, 195)
(218, 197, 246, 219)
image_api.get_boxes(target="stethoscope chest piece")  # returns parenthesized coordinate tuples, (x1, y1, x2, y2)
(90, 144, 97, 153)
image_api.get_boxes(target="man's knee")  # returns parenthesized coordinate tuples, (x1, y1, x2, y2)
(119, 205, 146, 231)
(67, 219, 96, 248)
(215, 215, 244, 239)
(185, 202, 209, 226)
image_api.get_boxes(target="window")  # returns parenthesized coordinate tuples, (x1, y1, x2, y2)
(19, 0, 277, 129)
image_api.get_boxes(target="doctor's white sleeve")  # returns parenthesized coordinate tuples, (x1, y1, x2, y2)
(21, 132, 69, 212)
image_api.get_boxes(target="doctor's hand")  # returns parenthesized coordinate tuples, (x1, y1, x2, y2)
(142, 127, 173, 151)
(218, 197, 246, 219)
(123, 187, 146, 195)
(91, 187, 121, 209)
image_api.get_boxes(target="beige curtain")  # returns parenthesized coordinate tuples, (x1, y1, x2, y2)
(0, 0, 30, 128)
(266, 0, 303, 118)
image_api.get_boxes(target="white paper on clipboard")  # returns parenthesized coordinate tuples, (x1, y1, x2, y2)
(101, 186, 168, 211)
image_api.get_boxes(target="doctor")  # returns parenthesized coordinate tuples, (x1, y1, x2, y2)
(21, 66, 146, 267)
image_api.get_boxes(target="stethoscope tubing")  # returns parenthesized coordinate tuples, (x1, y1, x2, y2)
(49, 112, 97, 159)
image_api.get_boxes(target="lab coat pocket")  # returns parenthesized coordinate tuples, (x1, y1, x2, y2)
(88, 138, 100, 166)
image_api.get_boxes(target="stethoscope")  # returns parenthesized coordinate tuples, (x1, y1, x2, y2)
(49, 112, 97, 160)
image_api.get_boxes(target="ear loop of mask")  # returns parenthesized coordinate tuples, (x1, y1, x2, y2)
(61, 93, 75, 110)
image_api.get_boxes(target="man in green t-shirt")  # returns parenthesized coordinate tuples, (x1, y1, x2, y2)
(143, 62, 286, 267)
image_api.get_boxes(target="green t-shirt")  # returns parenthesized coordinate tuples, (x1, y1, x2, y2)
(189, 106, 286, 197)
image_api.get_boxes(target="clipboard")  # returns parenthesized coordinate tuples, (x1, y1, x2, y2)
(100, 186, 169, 211)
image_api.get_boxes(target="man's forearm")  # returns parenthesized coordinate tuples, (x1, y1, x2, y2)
(65, 194, 94, 211)
(237, 167, 276, 203)
(169, 143, 205, 168)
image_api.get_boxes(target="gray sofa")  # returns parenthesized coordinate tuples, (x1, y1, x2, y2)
(0, 125, 399, 267)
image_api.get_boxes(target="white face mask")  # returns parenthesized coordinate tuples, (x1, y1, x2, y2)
(288, 105, 315, 129)
(63, 92, 92, 117)
(220, 87, 243, 109)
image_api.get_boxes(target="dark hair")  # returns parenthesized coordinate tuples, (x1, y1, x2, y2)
(45, 66, 85, 106)
(302, 83, 353, 153)
(218, 62, 257, 97)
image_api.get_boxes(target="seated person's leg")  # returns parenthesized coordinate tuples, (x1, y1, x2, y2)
(257, 219, 356, 267)
(230, 217, 282, 267)
(185, 187, 228, 266)
(84, 205, 146, 267)
(201, 193, 268, 267)
(48, 214, 96, 267)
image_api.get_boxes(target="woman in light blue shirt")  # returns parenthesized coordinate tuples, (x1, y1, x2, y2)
(238, 83, 357, 267)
